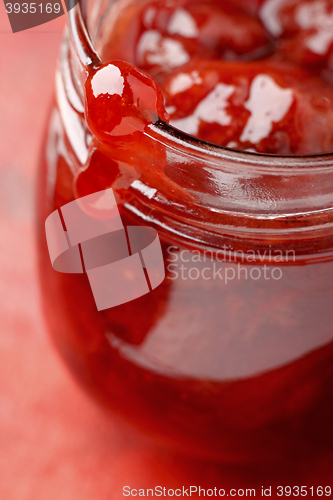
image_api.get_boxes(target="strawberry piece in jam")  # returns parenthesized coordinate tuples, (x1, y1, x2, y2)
(100, 0, 271, 79)
(84, 60, 169, 144)
(260, 0, 333, 77)
(179, 1, 270, 59)
(160, 59, 333, 155)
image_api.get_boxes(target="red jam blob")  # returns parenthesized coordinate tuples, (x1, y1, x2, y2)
(84, 60, 169, 144)
(80, 62, 191, 203)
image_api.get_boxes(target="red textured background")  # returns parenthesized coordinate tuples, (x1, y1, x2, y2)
(1, 4, 332, 498)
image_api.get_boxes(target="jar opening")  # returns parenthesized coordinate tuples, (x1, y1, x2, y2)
(68, 0, 333, 165)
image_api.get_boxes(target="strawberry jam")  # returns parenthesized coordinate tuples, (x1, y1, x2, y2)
(96, 0, 333, 155)
(38, 0, 333, 468)
(160, 59, 333, 154)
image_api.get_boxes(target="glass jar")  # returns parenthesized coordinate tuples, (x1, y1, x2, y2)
(38, 0, 333, 465)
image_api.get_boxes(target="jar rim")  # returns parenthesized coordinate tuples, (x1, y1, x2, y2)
(67, 1, 333, 170)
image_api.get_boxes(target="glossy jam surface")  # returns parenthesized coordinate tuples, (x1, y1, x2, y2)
(85, 61, 169, 142)
(161, 59, 333, 154)
(261, 0, 333, 74)
(38, 0, 333, 467)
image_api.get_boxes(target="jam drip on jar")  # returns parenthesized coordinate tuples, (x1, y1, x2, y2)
(79, 61, 190, 201)
(84, 60, 169, 143)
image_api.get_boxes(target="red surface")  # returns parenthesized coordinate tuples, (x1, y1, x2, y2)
(1, 4, 333, 499)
